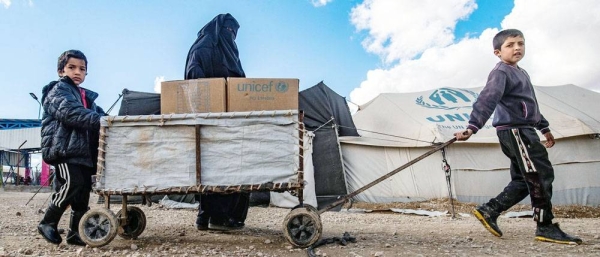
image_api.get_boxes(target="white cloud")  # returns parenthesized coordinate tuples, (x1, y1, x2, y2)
(1, 0, 35, 8)
(311, 0, 333, 7)
(349, 0, 600, 105)
(1, 0, 11, 8)
(501, 0, 600, 90)
(154, 76, 165, 93)
(351, 0, 476, 64)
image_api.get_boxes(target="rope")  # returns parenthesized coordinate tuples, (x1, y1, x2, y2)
(313, 117, 335, 132)
(336, 124, 434, 144)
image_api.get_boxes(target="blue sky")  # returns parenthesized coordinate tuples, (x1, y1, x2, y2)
(1, 0, 598, 119)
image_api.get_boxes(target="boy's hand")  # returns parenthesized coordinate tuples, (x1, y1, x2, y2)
(543, 132, 555, 148)
(454, 129, 473, 141)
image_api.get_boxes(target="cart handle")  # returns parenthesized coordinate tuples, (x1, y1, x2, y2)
(317, 138, 457, 214)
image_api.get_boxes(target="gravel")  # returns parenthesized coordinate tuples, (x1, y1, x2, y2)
(1, 191, 598, 256)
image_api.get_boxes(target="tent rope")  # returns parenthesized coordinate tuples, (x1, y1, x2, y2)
(313, 117, 335, 132)
(336, 125, 434, 144)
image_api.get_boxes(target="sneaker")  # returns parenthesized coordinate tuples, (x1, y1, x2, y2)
(535, 223, 582, 245)
(472, 205, 502, 237)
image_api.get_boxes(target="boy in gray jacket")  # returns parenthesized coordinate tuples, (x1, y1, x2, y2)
(38, 50, 105, 246)
(454, 29, 582, 245)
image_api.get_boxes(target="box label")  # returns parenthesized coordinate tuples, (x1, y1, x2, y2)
(227, 78, 299, 112)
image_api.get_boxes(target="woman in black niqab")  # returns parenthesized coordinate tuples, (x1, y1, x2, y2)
(184, 13, 249, 231)
(185, 13, 245, 79)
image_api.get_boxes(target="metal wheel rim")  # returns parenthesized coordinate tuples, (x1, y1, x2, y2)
(117, 206, 146, 239)
(79, 208, 118, 247)
(287, 213, 318, 245)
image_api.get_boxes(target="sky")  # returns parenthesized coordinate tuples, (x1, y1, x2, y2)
(1, 0, 599, 120)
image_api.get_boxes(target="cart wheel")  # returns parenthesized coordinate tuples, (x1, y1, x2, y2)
(292, 204, 318, 213)
(283, 206, 322, 248)
(304, 204, 318, 213)
(78, 208, 119, 248)
(116, 206, 146, 240)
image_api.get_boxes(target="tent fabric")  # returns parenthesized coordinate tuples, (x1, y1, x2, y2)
(342, 144, 446, 203)
(118, 89, 161, 116)
(299, 81, 359, 136)
(310, 128, 347, 196)
(298, 82, 356, 209)
(341, 85, 600, 206)
(347, 85, 600, 147)
(342, 137, 600, 206)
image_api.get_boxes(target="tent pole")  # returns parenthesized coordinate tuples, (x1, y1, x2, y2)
(441, 147, 456, 219)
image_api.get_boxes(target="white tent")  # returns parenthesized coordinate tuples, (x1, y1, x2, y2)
(340, 85, 600, 206)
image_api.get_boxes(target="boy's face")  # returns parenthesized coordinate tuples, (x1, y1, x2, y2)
(58, 57, 87, 86)
(494, 35, 525, 67)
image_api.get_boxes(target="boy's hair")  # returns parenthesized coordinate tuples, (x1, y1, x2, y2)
(493, 29, 524, 50)
(57, 50, 87, 72)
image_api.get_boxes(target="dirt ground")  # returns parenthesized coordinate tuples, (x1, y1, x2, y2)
(1, 191, 599, 257)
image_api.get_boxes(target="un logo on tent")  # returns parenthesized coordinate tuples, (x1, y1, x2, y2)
(276, 81, 288, 93)
(416, 88, 478, 110)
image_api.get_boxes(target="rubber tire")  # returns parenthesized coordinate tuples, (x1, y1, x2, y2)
(304, 204, 318, 213)
(116, 206, 147, 240)
(291, 204, 318, 213)
(283, 206, 322, 248)
(78, 208, 119, 248)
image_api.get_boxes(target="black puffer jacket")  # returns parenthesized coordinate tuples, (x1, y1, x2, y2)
(41, 76, 106, 167)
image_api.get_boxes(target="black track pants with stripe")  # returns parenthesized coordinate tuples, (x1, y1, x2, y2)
(486, 128, 555, 223)
(50, 163, 94, 212)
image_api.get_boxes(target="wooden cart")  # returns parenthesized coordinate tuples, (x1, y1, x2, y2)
(79, 110, 322, 248)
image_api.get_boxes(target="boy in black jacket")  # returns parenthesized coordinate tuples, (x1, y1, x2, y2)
(454, 29, 581, 245)
(38, 50, 106, 245)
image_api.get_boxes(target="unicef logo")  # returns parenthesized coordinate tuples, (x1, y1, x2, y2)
(416, 88, 478, 110)
(275, 81, 288, 93)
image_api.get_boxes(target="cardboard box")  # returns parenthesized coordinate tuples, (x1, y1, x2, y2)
(227, 78, 299, 112)
(161, 78, 226, 114)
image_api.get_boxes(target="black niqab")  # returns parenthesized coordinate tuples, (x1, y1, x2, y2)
(185, 13, 245, 79)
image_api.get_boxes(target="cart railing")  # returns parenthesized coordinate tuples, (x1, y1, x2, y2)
(94, 110, 306, 195)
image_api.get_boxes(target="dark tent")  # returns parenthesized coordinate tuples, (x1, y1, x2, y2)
(118, 89, 161, 116)
(300, 81, 359, 137)
(299, 81, 359, 210)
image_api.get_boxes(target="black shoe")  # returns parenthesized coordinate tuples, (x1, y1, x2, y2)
(196, 216, 209, 231)
(38, 204, 65, 245)
(472, 205, 502, 237)
(38, 223, 62, 245)
(66, 231, 86, 246)
(208, 218, 244, 231)
(535, 223, 582, 245)
(66, 210, 87, 246)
